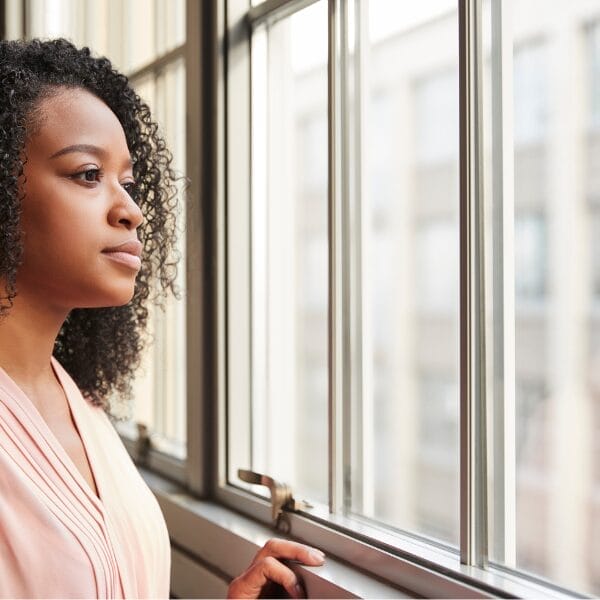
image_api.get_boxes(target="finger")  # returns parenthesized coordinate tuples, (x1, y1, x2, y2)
(230, 556, 304, 599)
(259, 556, 305, 599)
(256, 538, 325, 566)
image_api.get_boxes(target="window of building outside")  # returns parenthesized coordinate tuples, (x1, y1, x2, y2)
(590, 19, 600, 131)
(484, 0, 595, 591)
(225, 0, 600, 597)
(15, 0, 188, 462)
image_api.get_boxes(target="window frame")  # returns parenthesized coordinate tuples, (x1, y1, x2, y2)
(117, 17, 190, 487)
(214, 0, 593, 596)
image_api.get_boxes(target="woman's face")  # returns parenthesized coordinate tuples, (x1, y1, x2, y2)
(17, 87, 144, 312)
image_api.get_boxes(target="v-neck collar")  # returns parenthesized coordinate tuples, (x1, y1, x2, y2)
(0, 357, 105, 512)
(50, 359, 132, 600)
(50, 356, 105, 509)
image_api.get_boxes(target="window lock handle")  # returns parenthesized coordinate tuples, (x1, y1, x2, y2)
(135, 422, 152, 465)
(238, 469, 312, 533)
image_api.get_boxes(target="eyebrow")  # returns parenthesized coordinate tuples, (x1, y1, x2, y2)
(49, 143, 133, 168)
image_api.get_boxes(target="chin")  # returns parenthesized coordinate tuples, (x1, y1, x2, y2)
(106, 289, 136, 307)
(84, 284, 137, 308)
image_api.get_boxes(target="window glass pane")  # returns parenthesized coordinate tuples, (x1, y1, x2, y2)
(128, 61, 187, 459)
(155, 59, 187, 457)
(28, 0, 88, 45)
(349, 0, 459, 546)
(514, 213, 546, 300)
(156, 0, 186, 57)
(485, 1, 600, 594)
(590, 22, 600, 130)
(230, 1, 329, 503)
(122, 0, 156, 72)
(513, 44, 548, 146)
(27, 0, 185, 74)
(28, 0, 125, 70)
(124, 0, 185, 71)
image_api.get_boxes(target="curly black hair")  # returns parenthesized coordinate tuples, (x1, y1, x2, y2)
(0, 38, 182, 414)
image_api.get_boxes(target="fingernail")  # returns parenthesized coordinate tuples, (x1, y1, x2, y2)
(310, 549, 325, 562)
(294, 583, 305, 598)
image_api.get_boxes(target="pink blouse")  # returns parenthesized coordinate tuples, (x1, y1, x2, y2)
(0, 356, 171, 599)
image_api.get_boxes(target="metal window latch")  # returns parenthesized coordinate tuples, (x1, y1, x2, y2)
(238, 469, 313, 533)
(136, 422, 151, 464)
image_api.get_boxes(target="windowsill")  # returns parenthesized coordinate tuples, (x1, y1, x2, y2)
(120, 433, 187, 486)
(138, 467, 582, 600)
(115, 420, 187, 461)
(138, 467, 408, 599)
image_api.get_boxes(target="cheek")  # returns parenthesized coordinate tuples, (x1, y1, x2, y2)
(20, 188, 102, 273)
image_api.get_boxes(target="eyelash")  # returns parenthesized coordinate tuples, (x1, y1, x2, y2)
(71, 168, 137, 196)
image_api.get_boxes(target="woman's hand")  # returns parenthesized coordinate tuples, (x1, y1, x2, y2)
(227, 538, 325, 599)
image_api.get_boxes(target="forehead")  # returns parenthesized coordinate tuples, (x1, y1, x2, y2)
(28, 88, 129, 157)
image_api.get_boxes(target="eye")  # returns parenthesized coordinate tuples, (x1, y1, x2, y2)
(71, 168, 102, 184)
(121, 181, 137, 197)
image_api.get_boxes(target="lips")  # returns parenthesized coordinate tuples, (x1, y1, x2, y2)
(101, 239, 143, 271)
(102, 239, 143, 256)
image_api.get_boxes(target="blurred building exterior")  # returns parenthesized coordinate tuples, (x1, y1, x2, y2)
(286, 1, 600, 594)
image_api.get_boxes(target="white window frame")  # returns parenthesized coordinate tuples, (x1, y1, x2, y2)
(213, 0, 591, 596)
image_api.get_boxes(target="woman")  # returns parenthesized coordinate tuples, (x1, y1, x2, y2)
(0, 38, 324, 598)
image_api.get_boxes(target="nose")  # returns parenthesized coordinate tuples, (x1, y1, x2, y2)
(107, 183, 144, 231)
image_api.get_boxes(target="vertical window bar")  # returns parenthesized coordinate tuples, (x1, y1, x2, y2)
(4, 0, 25, 39)
(185, 0, 210, 495)
(348, 0, 373, 516)
(224, 0, 253, 488)
(328, 0, 345, 515)
(249, 23, 267, 487)
(491, 0, 516, 567)
(0, 0, 6, 40)
(459, 0, 488, 567)
(216, 0, 228, 492)
(23, 0, 29, 37)
(339, 0, 353, 514)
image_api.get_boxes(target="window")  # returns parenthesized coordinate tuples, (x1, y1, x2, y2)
(590, 20, 600, 131)
(514, 213, 546, 301)
(592, 212, 600, 300)
(513, 43, 547, 147)
(221, 0, 600, 597)
(484, 0, 600, 594)
(13, 0, 188, 466)
(233, 1, 330, 504)
(415, 69, 459, 165)
(228, 0, 462, 546)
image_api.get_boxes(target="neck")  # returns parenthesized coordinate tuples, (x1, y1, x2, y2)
(0, 287, 69, 387)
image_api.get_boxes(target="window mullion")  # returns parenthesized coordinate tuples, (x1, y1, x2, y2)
(185, 0, 214, 496)
(3, 0, 25, 39)
(328, 0, 345, 515)
(348, 0, 372, 517)
(490, 0, 516, 567)
(338, 0, 354, 516)
(0, 0, 6, 39)
(459, 0, 488, 567)
(223, 0, 253, 492)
